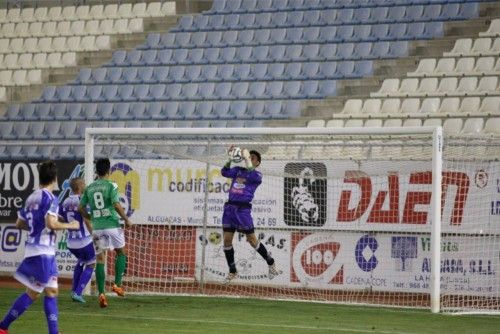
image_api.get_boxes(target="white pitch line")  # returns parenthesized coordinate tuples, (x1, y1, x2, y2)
(28, 310, 414, 334)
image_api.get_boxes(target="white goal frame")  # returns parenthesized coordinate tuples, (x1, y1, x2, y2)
(85, 126, 443, 313)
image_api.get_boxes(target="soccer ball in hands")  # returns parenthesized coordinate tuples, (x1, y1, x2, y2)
(228, 146, 243, 163)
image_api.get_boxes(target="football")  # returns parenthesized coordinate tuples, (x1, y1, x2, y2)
(228, 146, 243, 163)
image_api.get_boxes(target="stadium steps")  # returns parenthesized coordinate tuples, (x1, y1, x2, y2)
(304, 1, 500, 119)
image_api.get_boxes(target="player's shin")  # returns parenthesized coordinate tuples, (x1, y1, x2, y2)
(43, 296, 59, 334)
(75, 265, 94, 296)
(0, 293, 34, 330)
(115, 254, 127, 286)
(96, 263, 106, 294)
(255, 242, 274, 266)
(223, 246, 237, 273)
(72, 261, 84, 293)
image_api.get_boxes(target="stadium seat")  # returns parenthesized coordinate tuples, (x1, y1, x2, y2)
(342, 99, 363, 114)
(372, 78, 399, 97)
(361, 99, 382, 114)
(479, 97, 500, 114)
(476, 76, 498, 95)
(461, 118, 484, 134)
(436, 77, 458, 96)
(458, 97, 480, 113)
(381, 98, 401, 114)
(480, 18, 500, 37)
(401, 98, 420, 114)
(474, 57, 495, 75)
(456, 77, 478, 95)
(420, 98, 441, 113)
(484, 117, 500, 134)
(438, 97, 460, 114)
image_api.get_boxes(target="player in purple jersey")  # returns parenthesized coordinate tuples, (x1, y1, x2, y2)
(221, 146, 281, 283)
(0, 161, 79, 334)
(59, 177, 95, 304)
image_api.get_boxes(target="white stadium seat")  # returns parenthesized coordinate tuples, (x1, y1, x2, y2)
(15, 22, 29, 37)
(7, 8, 21, 23)
(129, 18, 143, 33)
(398, 78, 419, 97)
(437, 77, 457, 96)
(24, 37, 38, 53)
(408, 58, 435, 77)
(42, 21, 57, 36)
(38, 37, 52, 53)
(3, 53, 18, 69)
(484, 118, 500, 134)
(479, 18, 500, 37)
(10, 38, 25, 53)
(454, 57, 474, 75)
(18, 53, 33, 69)
(2, 23, 15, 38)
(96, 35, 111, 50)
(371, 78, 399, 97)
(62, 52, 77, 67)
(57, 21, 71, 36)
(47, 7, 62, 21)
(147, 2, 163, 17)
(434, 58, 455, 76)
(479, 97, 500, 114)
(61, 6, 77, 21)
(456, 77, 478, 95)
(104, 4, 119, 19)
(85, 20, 101, 35)
(132, 3, 147, 18)
(47, 52, 62, 68)
(471, 38, 491, 55)
(326, 119, 344, 128)
(118, 4, 134, 19)
(12, 69, 27, 86)
(34, 7, 48, 22)
(0, 70, 12, 85)
(29, 22, 44, 37)
(458, 97, 480, 113)
(443, 118, 463, 135)
(444, 38, 472, 57)
(27, 69, 42, 85)
(361, 99, 381, 114)
(0, 86, 5, 101)
(416, 77, 438, 97)
(461, 118, 484, 134)
(420, 98, 440, 113)
(162, 2, 177, 15)
(380, 98, 401, 114)
(20, 7, 35, 22)
(401, 98, 420, 114)
(476, 76, 498, 95)
(33, 53, 48, 68)
(89, 5, 104, 20)
(423, 118, 442, 127)
(474, 57, 495, 75)
(364, 119, 383, 127)
(341, 99, 363, 114)
(438, 97, 460, 114)
(70, 20, 85, 36)
(76, 5, 90, 20)
(307, 119, 325, 127)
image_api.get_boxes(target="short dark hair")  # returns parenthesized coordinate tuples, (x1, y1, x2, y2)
(96, 158, 111, 177)
(70, 177, 84, 193)
(39, 161, 57, 186)
(250, 150, 261, 163)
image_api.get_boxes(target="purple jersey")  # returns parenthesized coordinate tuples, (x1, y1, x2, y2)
(221, 166, 262, 203)
(18, 188, 59, 258)
(59, 194, 92, 249)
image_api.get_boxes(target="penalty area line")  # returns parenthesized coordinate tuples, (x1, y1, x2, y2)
(30, 310, 415, 334)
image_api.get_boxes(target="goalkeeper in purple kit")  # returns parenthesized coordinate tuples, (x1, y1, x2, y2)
(221, 146, 281, 283)
(0, 161, 79, 334)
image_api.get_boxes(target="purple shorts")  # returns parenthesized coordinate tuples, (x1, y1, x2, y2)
(222, 203, 254, 234)
(15, 255, 58, 293)
(68, 242, 96, 265)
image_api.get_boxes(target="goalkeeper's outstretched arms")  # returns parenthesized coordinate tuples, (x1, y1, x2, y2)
(242, 149, 262, 184)
(222, 144, 238, 178)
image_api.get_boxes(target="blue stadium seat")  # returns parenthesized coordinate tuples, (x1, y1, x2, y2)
(304, 10, 321, 26)
(53, 103, 70, 120)
(188, 48, 204, 64)
(158, 49, 173, 65)
(23, 146, 40, 158)
(318, 44, 337, 61)
(265, 81, 284, 99)
(36, 104, 51, 120)
(102, 68, 120, 85)
(181, 83, 199, 99)
(96, 103, 113, 120)
(388, 41, 408, 57)
(204, 47, 221, 63)
(423, 21, 443, 39)
(196, 101, 214, 118)
(73, 146, 85, 158)
(406, 5, 425, 22)
(287, 11, 304, 26)
(61, 121, 78, 139)
(248, 81, 265, 98)
(164, 101, 180, 119)
(387, 6, 406, 23)
(221, 47, 237, 62)
(264, 100, 282, 118)
(354, 25, 374, 42)
(102, 85, 118, 102)
(284, 62, 302, 80)
(302, 62, 320, 79)
(270, 29, 286, 44)
(57, 86, 72, 102)
(319, 9, 338, 25)
(133, 84, 149, 101)
(284, 81, 301, 97)
(234, 64, 251, 80)
(318, 80, 337, 96)
(338, 25, 355, 42)
(237, 29, 254, 45)
(191, 31, 207, 47)
(208, 15, 226, 30)
(109, 50, 127, 66)
(153, 66, 169, 83)
(198, 82, 216, 99)
(253, 46, 269, 62)
(185, 65, 202, 82)
(241, 0, 257, 12)
(354, 42, 373, 59)
(210, 0, 227, 13)
(227, 0, 243, 13)
(146, 102, 163, 119)
(355, 60, 373, 76)
(338, 60, 357, 77)
(247, 100, 266, 118)
(160, 33, 176, 48)
(150, 84, 166, 100)
(83, 103, 99, 120)
(175, 32, 191, 48)
(45, 121, 63, 139)
(141, 50, 158, 66)
(225, 14, 240, 29)
(284, 100, 301, 117)
(7, 146, 24, 158)
(30, 122, 45, 139)
(127, 50, 143, 66)
(141, 33, 160, 50)
(214, 82, 231, 99)
(229, 101, 248, 118)
(13, 122, 30, 139)
(218, 64, 234, 81)
(172, 49, 189, 64)
(301, 80, 320, 98)
(235, 46, 253, 62)
(179, 101, 197, 118)
(231, 82, 249, 99)
(130, 102, 146, 119)
(176, 15, 194, 31)
(66, 103, 83, 120)
(239, 13, 256, 28)
(284, 27, 303, 44)
(319, 26, 339, 43)
(269, 45, 286, 62)
(284, 44, 304, 62)
(0, 122, 15, 139)
(387, 23, 407, 40)
(92, 68, 108, 84)
(115, 103, 133, 120)
(303, 26, 320, 43)
(201, 65, 218, 81)
(166, 84, 182, 100)
(457, 3, 478, 20)
(20, 104, 36, 120)
(193, 14, 209, 30)
(254, 29, 271, 44)
(371, 7, 389, 22)
(337, 43, 355, 59)
(268, 63, 285, 80)
(122, 67, 139, 83)
(354, 7, 371, 23)
(138, 67, 154, 83)
(319, 61, 339, 79)
(71, 86, 86, 102)
(6, 105, 21, 120)
(271, 11, 287, 27)
(213, 101, 230, 118)
(255, 12, 271, 28)
(75, 68, 92, 84)
(250, 63, 268, 80)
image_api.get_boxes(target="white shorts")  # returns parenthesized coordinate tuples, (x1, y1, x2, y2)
(92, 228, 125, 255)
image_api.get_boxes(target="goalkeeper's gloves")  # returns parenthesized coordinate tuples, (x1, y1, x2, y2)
(241, 148, 253, 170)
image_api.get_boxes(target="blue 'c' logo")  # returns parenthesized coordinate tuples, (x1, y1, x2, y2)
(355, 234, 378, 272)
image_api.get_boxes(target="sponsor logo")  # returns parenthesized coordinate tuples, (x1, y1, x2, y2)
(474, 169, 488, 188)
(284, 163, 327, 226)
(110, 163, 140, 217)
(491, 200, 500, 215)
(291, 233, 344, 285)
(391, 236, 417, 272)
(337, 170, 470, 225)
(355, 235, 378, 272)
(208, 231, 221, 245)
(1, 226, 22, 252)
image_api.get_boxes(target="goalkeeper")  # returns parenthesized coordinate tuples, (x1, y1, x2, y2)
(221, 145, 281, 283)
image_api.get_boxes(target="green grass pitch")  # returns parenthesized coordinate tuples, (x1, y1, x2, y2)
(1, 287, 500, 333)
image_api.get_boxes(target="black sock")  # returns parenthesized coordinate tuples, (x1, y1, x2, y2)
(224, 246, 237, 273)
(255, 242, 274, 266)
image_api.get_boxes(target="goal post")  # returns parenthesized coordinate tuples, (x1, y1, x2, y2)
(84, 126, 500, 314)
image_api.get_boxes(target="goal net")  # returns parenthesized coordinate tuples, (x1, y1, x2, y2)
(85, 126, 500, 314)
